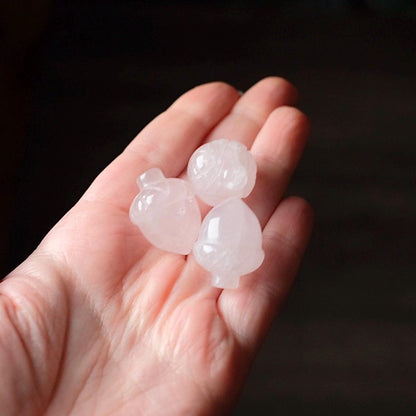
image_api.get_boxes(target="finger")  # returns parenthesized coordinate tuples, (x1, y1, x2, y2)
(82, 82, 241, 209)
(245, 106, 310, 228)
(205, 77, 298, 148)
(218, 196, 314, 354)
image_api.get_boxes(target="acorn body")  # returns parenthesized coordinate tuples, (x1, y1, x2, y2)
(130, 168, 201, 255)
(193, 198, 264, 289)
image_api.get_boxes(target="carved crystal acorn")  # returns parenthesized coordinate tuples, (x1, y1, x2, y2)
(193, 198, 264, 289)
(187, 139, 257, 206)
(129, 168, 201, 255)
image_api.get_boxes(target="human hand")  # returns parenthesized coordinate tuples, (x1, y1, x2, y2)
(0, 77, 313, 415)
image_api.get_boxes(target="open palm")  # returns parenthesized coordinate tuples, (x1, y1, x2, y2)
(1, 78, 313, 416)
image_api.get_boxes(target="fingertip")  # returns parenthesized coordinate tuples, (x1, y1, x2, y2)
(282, 196, 315, 235)
(264, 196, 314, 260)
(173, 81, 240, 109)
(254, 76, 299, 105)
(227, 77, 300, 135)
(269, 105, 310, 139)
(198, 80, 240, 97)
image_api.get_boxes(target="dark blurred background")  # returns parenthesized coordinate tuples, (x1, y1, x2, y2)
(1, 0, 416, 414)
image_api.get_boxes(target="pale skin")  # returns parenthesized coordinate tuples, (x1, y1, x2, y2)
(0, 77, 313, 416)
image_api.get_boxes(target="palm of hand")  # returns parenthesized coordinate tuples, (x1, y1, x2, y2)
(1, 78, 313, 416)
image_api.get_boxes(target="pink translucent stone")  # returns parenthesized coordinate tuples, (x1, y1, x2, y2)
(193, 198, 264, 289)
(187, 139, 257, 206)
(129, 168, 201, 255)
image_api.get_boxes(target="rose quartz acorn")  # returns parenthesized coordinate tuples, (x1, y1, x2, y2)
(187, 139, 257, 206)
(193, 198, 264, 289)
(129, 168, 201, 255)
